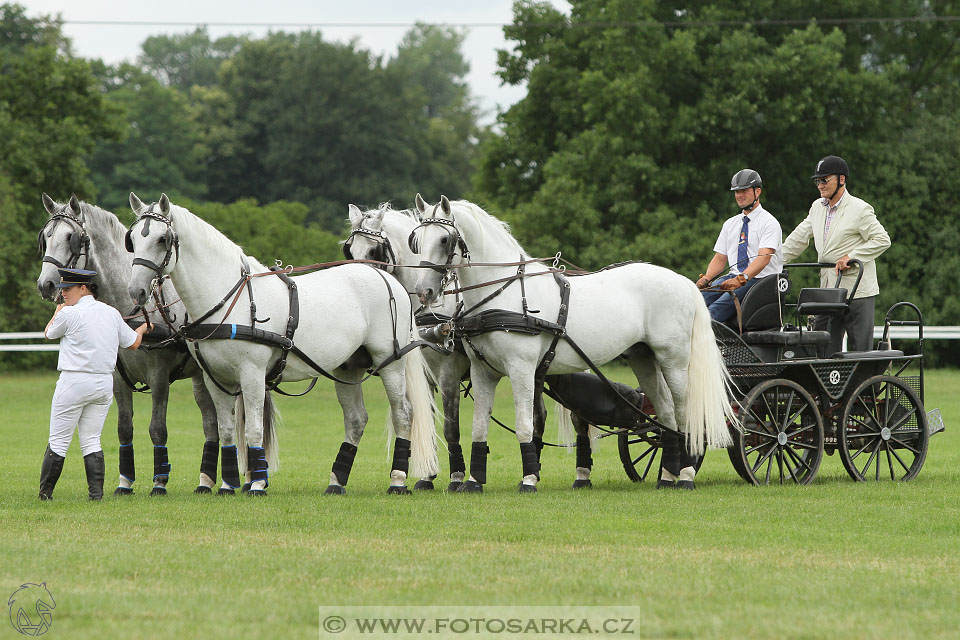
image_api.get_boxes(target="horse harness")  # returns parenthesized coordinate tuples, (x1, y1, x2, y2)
(38, 205, 90, 270)
(129, 209, 424, 397)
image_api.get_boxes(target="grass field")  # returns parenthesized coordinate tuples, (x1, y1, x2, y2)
(2, 368, 958, 639)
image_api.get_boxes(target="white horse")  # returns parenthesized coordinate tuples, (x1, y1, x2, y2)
(35, 194, 249, 496)
(411, 196, 736, 491)
(344, 203, 473, 490)
(126, 193, 437, 495)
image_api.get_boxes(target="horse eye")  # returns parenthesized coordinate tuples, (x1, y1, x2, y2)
(440, 236, 448, 245)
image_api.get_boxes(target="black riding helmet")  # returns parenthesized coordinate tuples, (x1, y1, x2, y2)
(811, 155, 849, 178)
(730, 169, 762, 190)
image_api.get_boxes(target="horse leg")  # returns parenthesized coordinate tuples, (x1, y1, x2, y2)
(113, 374, 136, 496)
(326, 370, 366, 496)
(532, 388, 546, 465)
(380, 363, 417, 495)
(572, 413, 593, 489)
(660, 366, 698, 490)
(192, 374, 219, 494)
(627, 355, 681, 487)
(506, 363, 540, 493)
(438, 361, 466, 491)
(147, 379, 172, 496)
(236, 372, 268, 496)
(459, 363, 498, 493)
(204, 380, 241, 495)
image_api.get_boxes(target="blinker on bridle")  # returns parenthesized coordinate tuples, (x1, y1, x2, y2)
(407, 216, 469, 274)
(125, 204, 180, 280)
(343, 226, 396, 270)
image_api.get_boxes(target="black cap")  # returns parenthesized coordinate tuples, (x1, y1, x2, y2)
(730, 169, 762, 190)
(55, 268, 96, 288)
(811, 155, 849, 178)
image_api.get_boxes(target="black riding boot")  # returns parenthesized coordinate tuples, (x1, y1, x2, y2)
(39, 445, 65, 500)
(83, 450, 105, 501)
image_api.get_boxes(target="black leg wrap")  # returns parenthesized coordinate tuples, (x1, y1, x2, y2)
(332, 442, 358, 486)
(533, 436, 544, 463)
(246, 445, 268, 484)
(391, 437, 411, 474)
(153, 445, 171, 482)
(83, 450, 105, 501)
(678, 433, 697, 471)
(519, 441, 541, 480)
(220, 445, 241, 489)
(469, 441, 489, 485)
(39, 445, 66, 500)
(118, 443, 135, 484)
(661, 430, 681, 477)
(575, 434, 593, 469)
(199, 440, 218, 480)
(448, 442, 466, 475)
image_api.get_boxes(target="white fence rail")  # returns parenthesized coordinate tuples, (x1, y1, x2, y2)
(3, 327, 960, 352)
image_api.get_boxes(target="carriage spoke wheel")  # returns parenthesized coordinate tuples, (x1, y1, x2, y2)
(618, 425, 703, 483)
(838, 375, 928, 482)
(733, 379, 824, 486)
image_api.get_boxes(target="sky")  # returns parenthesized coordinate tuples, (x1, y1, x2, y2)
(17, 0, 571, 124)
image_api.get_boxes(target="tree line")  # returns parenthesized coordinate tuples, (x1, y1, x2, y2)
(2, 1, 958, 368)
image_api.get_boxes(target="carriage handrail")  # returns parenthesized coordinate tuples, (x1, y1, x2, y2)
(881, 301, 925, 402)
(783, 259, 864, 302)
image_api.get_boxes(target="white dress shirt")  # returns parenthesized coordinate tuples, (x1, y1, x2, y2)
(712, 204, 783, 277)
(46, 296, 138, 374)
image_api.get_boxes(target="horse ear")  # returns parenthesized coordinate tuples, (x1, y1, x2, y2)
(129, 192, 144, 213)
(440, 195, 451, 216)
(69, 194, 83, 221)
(348, 204, 363, 227)
(415, 193, 426, 214)
(159, 193, 170, 214)
(41, 193, 57, 215)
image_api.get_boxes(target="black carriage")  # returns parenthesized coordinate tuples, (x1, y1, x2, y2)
(615, 261, 944, 485)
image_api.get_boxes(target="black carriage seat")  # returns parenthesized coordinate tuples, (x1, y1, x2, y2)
(796, 287, 849, 317)
(738, 273, 790, 332)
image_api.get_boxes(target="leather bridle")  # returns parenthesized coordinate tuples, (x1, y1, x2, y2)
(37, 206, 90, 270)
(125, 204, 180, 282)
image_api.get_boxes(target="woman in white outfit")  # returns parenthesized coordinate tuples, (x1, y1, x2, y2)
(40, 268, 151, 500)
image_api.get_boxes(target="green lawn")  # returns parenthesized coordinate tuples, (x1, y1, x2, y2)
(2, 369, 958, 639)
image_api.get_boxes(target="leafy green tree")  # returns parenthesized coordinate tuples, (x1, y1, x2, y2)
(138, 27, 246, 90)
(87, 63, 207, 213)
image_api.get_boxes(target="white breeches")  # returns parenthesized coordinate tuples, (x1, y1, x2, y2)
(48, 371, 113, 457)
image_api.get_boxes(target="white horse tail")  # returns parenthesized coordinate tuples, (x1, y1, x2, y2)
(235, 391, 281, 475)
(683, 293, 737, 456)
(555, 402, 575, 450)
(404, 345, 440, 478)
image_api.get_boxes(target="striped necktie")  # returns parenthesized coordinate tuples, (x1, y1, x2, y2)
(737, 215, 750, 272)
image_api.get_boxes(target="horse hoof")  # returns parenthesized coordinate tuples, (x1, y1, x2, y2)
(149, 486, 167, 497)
(241, 482, 251, 493)
(656, 479, 676, 490)
(193, 486, 212, 495)
(517, 482, 537, 493)
(387, 485, 411, 495)
(446, 481, 464, 492)
(413, 479, 435, 491)
(324, 485, 346, 495)
(113, 487, 134, 496)
(216, 488, 236, 496)
(572, 479, 593, 489)
(247, 489, 267, 497)
(456, 480, 483, 494)
(676, 480, 695, 490)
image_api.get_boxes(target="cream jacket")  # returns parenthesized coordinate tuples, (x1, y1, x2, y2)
(781, 191, 890, 298)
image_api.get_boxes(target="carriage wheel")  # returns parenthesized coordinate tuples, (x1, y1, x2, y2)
(617, 426, 703, 483)
(732, 379, 824, 485)
(838, 375, 928, 481)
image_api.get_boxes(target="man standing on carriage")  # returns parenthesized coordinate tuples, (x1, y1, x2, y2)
(781, 156, 890, 353)
(696, 169, 783, 322)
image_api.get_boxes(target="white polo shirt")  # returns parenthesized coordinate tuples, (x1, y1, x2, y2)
(712, 204, 783, 277)
(46, 296, 138, 374)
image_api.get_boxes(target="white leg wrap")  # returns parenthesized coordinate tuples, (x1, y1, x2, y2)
(198, 473, 215, 489)
(522, 473, 538, 486)
(575, 467, 591, 481)
(678, 466, 697, 482)
(117, 476, 133, 489)
(390, 470, 407, 486)
(250, 479, 267, 491)
(661, 468, 678, 482)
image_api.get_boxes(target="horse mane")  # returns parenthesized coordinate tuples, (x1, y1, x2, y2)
(168, 204, 267, 272)
(76, 200, 128, 246)
(449, 200, 531, 259)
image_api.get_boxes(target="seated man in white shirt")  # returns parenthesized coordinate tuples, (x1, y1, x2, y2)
(697, 169, 784, 323)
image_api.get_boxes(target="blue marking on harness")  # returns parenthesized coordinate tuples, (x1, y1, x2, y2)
(154, 445, 166, 449)
(230, 324, 237, 339)
(120, 443, 132, 447)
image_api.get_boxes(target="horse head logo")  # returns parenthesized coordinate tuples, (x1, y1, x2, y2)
(8, 583, 55, 636)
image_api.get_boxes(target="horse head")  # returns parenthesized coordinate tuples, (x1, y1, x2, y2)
(126, 192, 179, 306)
(343, 203, 392, 264)
(36, 193, 90, 300)
(411, 194, 465, 305)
